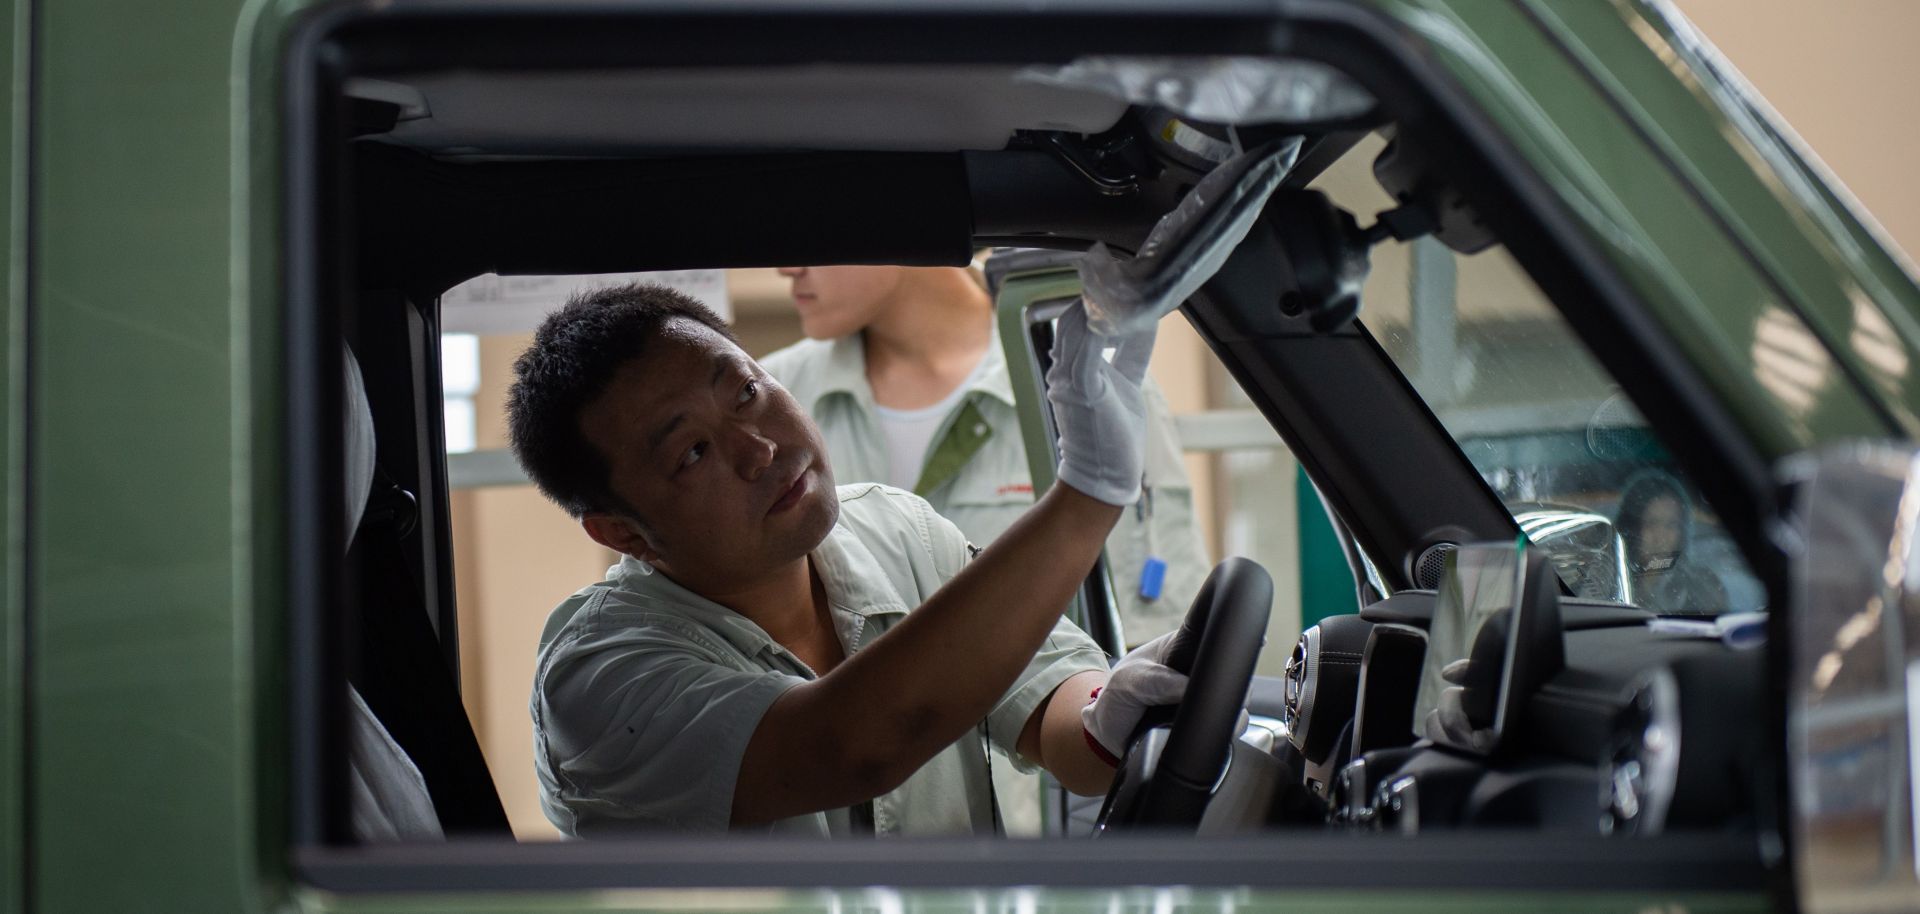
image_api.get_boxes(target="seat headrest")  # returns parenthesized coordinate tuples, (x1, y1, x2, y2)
(344, 344, 377, 547)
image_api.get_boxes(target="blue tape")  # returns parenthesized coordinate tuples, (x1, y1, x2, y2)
(1139, 556, 1167, 601)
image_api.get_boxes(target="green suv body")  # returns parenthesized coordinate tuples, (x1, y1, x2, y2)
(4, 0, 1915, 912)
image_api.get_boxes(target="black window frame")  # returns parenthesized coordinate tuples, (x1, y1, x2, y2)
(284, 0, 1779, 897)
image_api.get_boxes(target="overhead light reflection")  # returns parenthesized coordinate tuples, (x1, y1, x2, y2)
(1907, 453, 1920, 586)
(1812, 650, 1845, 693)
(1850, 294, 1910, 395)
(1753, 306, 1832, 417)
(1812, 595, 1886, 695)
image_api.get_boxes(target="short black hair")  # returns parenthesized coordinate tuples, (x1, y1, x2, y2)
(507, 281, 738, 518)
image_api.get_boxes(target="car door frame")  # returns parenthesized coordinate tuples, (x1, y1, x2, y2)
(277, 0, 1805, 904)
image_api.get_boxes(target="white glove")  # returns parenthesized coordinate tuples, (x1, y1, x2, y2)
(1082, 630, 1189, 765)
(1048, 296, 1156, 506)
(1078, 139, 1297, 338)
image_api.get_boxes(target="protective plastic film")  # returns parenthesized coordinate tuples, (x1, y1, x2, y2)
(1787, 443, 1920, 912)
(1018, 57, 1375, 126)
(1078, 138, 1300, 337)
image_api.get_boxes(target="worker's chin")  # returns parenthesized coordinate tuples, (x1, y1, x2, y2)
(798, 311, 859, 342)
(769, 478, 838, 558)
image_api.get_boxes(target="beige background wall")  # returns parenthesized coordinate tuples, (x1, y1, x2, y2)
(1677, 0, 1920, 261)
(449, 3, 1920, 838)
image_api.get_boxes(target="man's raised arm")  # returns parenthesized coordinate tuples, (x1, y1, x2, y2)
(731, 304, 1153, 826)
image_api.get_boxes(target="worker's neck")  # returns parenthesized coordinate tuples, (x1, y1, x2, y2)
(862, 270, 992, 408)
(695, 555, 839, 669)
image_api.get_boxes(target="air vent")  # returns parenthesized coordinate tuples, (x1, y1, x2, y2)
(1282, 634, 1309, 729)
(1412, 542, 1457, 590)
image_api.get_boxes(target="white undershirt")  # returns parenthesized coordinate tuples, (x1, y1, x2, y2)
(871, 355, 989, 491)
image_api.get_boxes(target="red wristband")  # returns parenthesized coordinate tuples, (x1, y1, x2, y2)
(1083, 726, 1121, 768)
(1083, 686, 1120, 766)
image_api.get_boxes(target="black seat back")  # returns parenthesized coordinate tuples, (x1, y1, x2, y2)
(346, 504, 511, 836)
(342, 339, 510, 838)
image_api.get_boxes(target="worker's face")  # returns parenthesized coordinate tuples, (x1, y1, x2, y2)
(578, 318, 838, 591)
(775, 265, 906, 340)
(1633, 495, 1684, 572)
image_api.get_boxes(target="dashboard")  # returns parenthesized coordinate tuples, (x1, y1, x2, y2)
(1266, 543, 1764, 835)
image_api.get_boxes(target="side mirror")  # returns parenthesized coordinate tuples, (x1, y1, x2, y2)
(1513, 505, 1631, 603)
(1787, 442, 1920, 912)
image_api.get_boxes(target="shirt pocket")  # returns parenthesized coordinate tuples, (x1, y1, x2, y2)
(931, 457, 1034, 547)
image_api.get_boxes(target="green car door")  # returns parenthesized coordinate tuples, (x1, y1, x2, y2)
(16, 0, 1920, 911)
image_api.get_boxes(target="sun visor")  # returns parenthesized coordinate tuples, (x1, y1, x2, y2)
(1079, 138, 1299, 336)
(1018, 57, 1375, 126)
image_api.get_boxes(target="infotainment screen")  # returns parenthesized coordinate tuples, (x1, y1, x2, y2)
(1413, 539, 1562, 754)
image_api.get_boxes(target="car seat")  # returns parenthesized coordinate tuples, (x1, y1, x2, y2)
(342, 343, 511, 839)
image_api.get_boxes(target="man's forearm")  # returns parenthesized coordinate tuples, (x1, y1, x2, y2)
(735, 483, 1122, 824)
(1021, 669, 1118, 796)
(815, 484, 1121, 756)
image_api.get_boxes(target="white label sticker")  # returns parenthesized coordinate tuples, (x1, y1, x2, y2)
(439, 269, 731, 335)
(1161, 118, 1236, 164)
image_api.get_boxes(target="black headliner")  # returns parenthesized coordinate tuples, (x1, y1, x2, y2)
(323, 4, 1378, 295)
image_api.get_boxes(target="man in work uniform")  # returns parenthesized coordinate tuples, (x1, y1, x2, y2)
(515, 282, 1188, 836)
(762, 263, 1210, 646)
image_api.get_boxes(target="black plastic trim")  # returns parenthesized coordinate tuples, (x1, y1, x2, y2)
(326, 5, 1276, 74)
(1282, 130, 1371, 190)
(355, 145, 980, 296)
(296, 832, 1765, 893)
(967, 150, 1175, 255)
(286, 1, 354, 846)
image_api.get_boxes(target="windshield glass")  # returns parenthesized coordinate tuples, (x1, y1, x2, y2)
(1315, 135, 1765, 617)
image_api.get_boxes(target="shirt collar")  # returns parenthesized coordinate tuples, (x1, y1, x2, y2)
(608, 513, 911, 657)
(609, 555, 781, 654)
(809, 511, 911, 619)
(810, 332, 1016, 412)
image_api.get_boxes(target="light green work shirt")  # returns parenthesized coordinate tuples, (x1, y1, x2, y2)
(761, 332, 1210, 642)
(530, 483, 1108, 837)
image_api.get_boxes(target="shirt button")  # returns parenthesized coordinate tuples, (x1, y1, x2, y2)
(973, 423, 987, 436)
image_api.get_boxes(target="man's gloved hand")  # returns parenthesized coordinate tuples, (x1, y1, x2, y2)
(1081, 630, 1188, 766)
(1047, 295, 1157, 507)
(1077, 139, 1296, 338)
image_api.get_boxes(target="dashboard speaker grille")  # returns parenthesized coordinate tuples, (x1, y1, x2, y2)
(1412, 542, 1457, 590)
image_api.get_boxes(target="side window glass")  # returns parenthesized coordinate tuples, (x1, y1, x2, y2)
(1371, 241, 1762, 615)
(1311, 137, 1764, 615)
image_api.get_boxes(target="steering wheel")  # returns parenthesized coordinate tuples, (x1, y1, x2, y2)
(1095, 557, 1273, 831)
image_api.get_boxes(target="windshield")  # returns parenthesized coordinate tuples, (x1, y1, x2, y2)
(1315, 135, 1765, 617)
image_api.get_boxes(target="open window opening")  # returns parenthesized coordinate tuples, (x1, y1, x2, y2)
(284, 0, 1775, 896)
